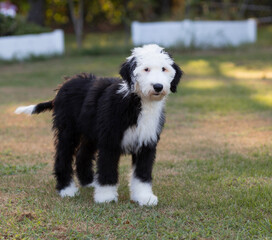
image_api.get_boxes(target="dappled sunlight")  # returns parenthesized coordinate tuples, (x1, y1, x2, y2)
(232, 70, 272, 80)
(182, 59, 272, 81)
(183, 79, 224, 90)
(220, 62, 272, 80)
(252, 93, 272, 107)
(177, 63, 272, 114)
(183, 59, 214, 76)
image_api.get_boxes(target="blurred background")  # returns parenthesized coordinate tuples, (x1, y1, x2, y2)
(0, 0, 272, 52)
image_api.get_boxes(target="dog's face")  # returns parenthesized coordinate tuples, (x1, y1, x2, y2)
(120, 44, 182, 101)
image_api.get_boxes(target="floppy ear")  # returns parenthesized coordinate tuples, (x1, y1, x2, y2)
(119, 57, 136, 87)
(170, 63, 183, 93)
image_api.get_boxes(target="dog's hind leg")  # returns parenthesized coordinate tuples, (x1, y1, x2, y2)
(54, 129, 79, 197)
(76, 140, 97, 187)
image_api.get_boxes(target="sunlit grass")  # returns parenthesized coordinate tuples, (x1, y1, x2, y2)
(252, 93, 272, 107)
(183, 59, 214, 76)
(182, 60, 272, 80)
(220, 62, 272, 80)
(183, 79, 224, 89)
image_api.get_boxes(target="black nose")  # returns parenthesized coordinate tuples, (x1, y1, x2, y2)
(153, 83, 163, 92)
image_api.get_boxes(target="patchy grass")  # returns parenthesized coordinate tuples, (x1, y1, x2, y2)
(0, 27, 272, 239)
(0, 162, 47, 177)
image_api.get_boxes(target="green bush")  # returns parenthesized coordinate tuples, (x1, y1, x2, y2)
(0, 14, 51, 37)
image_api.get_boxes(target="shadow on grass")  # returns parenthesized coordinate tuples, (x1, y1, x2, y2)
(170, 58, 272, 115)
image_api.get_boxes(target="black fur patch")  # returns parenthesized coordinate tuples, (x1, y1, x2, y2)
(48, 74, 162, 190)
(119, 57, 137, 89)
(170, 63, 183, 93)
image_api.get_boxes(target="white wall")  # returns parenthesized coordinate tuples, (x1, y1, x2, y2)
(132, 19, 257, 48)
(0, 29, 65, 60)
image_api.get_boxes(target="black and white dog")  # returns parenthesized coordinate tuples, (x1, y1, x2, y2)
(15, 44, 182, 206)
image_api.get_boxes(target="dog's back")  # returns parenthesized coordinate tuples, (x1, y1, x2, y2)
(53, 74, 96, 121)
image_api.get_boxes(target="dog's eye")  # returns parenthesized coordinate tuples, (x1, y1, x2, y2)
(162, 67, 167, 72)
(144, 68, 150, 72)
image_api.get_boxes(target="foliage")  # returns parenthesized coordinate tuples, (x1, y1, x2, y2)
(184, 0, 272, 20)
(11, 0, 272, 31)
(0, 14, 51, 36)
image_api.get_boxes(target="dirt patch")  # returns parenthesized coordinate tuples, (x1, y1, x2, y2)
(17, 212, 37, 222)
(159, 112, 272, 160)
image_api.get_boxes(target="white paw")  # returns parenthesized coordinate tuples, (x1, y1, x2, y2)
(94, 184, 118, 203)
(129, 174, 158, 206)
(59, 181, 79, 197)
(132, 193, 158, 206)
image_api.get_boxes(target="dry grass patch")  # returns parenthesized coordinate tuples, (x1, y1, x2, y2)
(159, 111, 272, 161)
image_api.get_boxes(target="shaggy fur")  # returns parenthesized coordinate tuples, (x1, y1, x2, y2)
(15, 44, 182, 206)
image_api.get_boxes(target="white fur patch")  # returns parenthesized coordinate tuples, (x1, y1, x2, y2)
(129, 44, 173, 67)
(130, 173, 158, 206)
(14, 105, 36, 115)
(59, 181, 79, 197)
(94, 183, 118, 203)
(117, 82, 130, 98)
(128, 44, 176, 98)
(121, 99, 164, 153)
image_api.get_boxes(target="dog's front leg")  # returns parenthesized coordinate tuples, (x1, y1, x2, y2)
(130, 145, 158, 206)
(94, 147, 120, 203)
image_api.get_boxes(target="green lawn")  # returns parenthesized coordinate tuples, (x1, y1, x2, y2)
(0, 26, 272, 239)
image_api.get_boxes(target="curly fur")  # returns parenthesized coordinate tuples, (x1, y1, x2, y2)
(15, 44, 182, 205)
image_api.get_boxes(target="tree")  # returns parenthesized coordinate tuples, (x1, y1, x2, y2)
(68, 0, 84, 49)
(27, 0, 45, 26)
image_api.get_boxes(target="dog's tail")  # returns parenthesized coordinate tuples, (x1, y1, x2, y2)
(14, 100, 54, 116)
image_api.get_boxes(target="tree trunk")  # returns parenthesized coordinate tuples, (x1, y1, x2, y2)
(27, 0, 45, 26)
(68, 0, 84, 49)
(122, 0, 130, 44)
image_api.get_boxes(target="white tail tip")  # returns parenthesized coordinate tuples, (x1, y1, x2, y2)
(14, 105, 36, 115)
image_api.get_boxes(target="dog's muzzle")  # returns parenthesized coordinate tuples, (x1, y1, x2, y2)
(149, 83, 166, 100)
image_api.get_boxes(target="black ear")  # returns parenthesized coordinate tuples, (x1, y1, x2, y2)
(119, 57, 136, 87)
(170, 63, 183, 93)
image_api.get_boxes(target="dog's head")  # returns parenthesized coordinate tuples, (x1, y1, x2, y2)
(119, 44, 182, 101)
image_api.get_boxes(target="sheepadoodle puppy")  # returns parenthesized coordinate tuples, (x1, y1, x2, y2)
(15, 44, 182, 206)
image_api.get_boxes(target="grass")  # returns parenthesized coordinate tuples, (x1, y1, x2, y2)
(0, 26, 272, 239)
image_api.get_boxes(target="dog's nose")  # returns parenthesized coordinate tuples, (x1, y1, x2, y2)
(153, 83, 163, 93)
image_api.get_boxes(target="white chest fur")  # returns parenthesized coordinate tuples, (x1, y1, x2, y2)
(121, 99, 165, 153)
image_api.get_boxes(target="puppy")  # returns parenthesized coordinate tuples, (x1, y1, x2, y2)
(15, 44, 182, 206)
